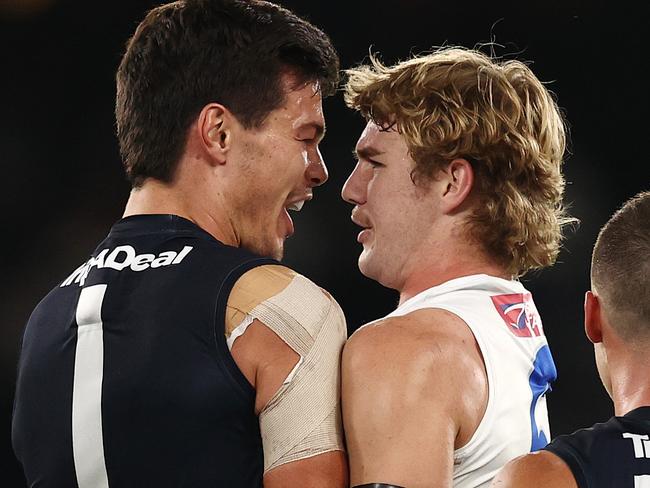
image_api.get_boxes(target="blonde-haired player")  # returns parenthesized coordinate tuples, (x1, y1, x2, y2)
(341, 47, 574, 488)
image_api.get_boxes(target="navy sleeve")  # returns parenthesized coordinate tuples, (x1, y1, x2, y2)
(544, 436, 589, 488)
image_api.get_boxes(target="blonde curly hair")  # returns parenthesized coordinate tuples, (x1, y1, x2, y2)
(345, 46, 575, 277)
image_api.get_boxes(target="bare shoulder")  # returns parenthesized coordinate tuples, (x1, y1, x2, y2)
(344, 307, 481, 376)
(342, 308, 485, 484)
(343, 307, 482, 402)
(491, 451, 578, 488)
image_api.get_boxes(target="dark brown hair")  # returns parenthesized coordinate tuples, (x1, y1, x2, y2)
(116, 0, 339, 187)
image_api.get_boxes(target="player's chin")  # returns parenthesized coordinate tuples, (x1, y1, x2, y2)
(271, 239, 285, 261)
(259, 237, 284, 261)
(357, 251, 376, 278)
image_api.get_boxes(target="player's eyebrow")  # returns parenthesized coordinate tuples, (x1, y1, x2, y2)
(355, 146, 383, 160)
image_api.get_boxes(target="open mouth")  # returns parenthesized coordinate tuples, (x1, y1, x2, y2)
(286, 200, 305, 212)
(281, 197, 310, 238)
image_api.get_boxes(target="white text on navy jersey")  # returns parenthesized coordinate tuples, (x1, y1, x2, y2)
(61, 245, 193, 287)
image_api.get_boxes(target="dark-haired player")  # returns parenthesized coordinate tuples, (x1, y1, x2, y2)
(493, 191, 650, 488)
(11, 1, 347, 487)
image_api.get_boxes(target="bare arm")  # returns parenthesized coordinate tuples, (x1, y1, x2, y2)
(342, 309, 487, 488)
(491, 451, 578, 488)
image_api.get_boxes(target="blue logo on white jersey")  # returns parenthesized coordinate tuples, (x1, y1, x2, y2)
(529, 345, 557, 451)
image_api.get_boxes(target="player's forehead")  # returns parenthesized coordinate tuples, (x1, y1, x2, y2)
(278, 75, 324, 128)
(355, 120, 404, 157)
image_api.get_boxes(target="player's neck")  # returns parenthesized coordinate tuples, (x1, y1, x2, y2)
(124, 178, 183, 216)
(123, 178, 238, 246)
(398, 251, 509, 305)
(610, 351, 650, 416)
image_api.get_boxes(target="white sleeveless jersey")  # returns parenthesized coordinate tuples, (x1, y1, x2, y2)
(385, 274, 557, 487)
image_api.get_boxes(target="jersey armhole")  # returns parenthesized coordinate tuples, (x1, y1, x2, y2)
(432, 305, 495, 457)
(212, 257, 278, 403)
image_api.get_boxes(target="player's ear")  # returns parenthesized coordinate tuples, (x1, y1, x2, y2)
(584, 290, 603, 344)
(197, 103, 233, 165)
(439, 158, 474, 214)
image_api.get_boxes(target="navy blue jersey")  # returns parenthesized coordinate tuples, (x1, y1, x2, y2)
(544, 406, 650, 488)
(12, 214, 277, 488)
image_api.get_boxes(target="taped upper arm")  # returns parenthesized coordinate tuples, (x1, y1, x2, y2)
(491, 451, 578, 488)
(226, 264, 348, 475)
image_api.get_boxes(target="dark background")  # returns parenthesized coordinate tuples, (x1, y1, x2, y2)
(1, 0, 647, 484)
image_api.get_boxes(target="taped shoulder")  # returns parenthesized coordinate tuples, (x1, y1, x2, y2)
(231, 267, 348, 472)
(227, 264, 344, 356)
(225, 264, 297, 336)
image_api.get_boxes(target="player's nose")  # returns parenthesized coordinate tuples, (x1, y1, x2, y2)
(306, 147, 328, 187)
(341, 162, 366, 206)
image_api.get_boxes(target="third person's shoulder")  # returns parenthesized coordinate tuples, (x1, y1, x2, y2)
(491, 450, 578, 488)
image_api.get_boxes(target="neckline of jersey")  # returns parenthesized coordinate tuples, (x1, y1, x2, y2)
(110, 214, 215, 241)
(396, 273, 526, 312)
(623, 406, 650, 422)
